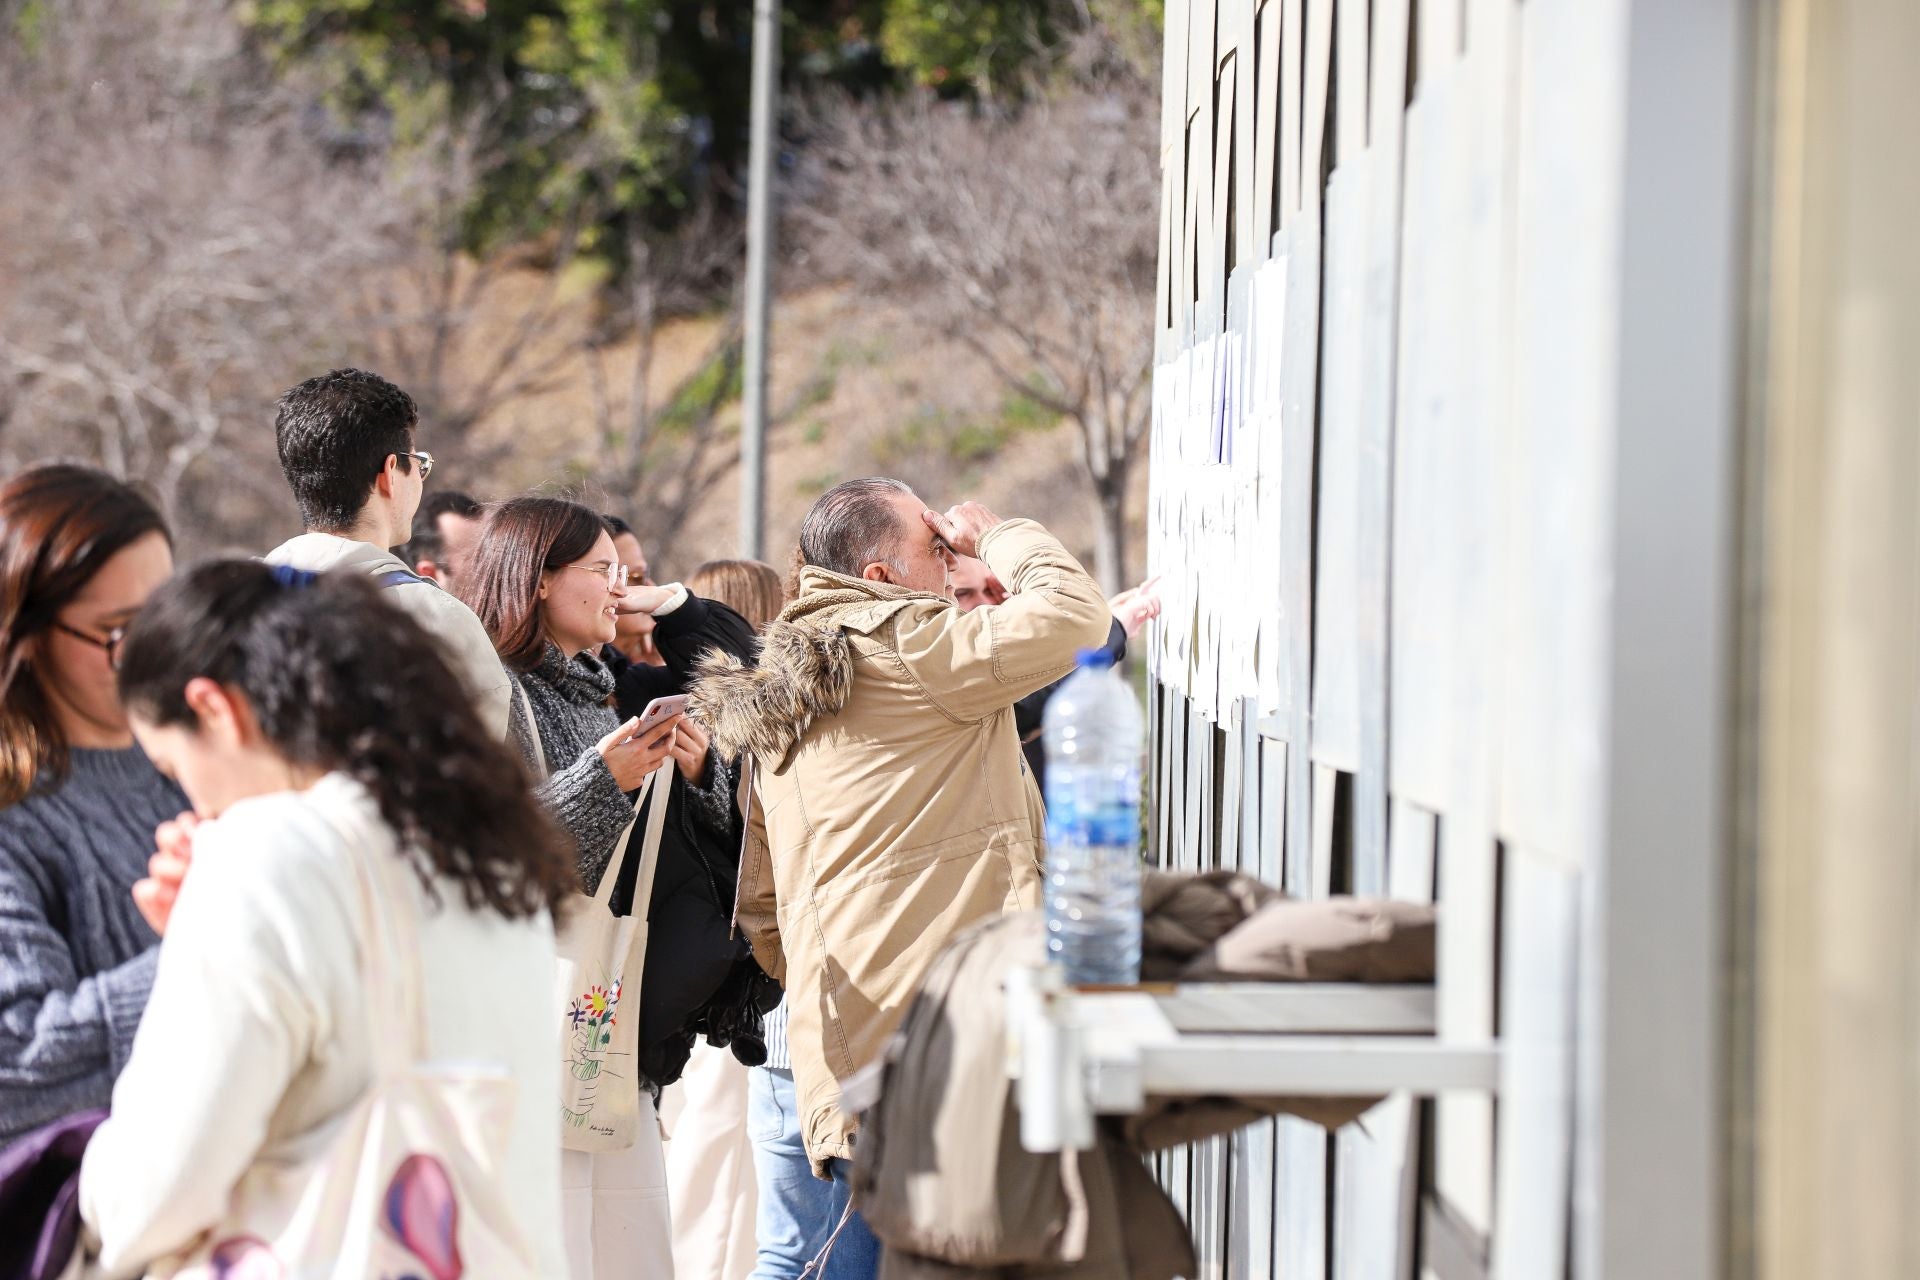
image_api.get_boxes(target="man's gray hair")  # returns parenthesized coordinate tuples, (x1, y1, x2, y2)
(799, 477, 915, 577)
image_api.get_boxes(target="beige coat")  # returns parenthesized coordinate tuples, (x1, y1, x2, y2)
(692, 518, 1110, 1173)
(265, 532, 512, 737)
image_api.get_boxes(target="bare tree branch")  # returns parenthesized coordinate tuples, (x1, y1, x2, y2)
(793, 77, 1160, 589)
(0, 0, 410, 548)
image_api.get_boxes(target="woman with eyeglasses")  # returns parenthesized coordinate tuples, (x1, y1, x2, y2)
(463, 498, 686, 878)
(0, 464, 184, 1147)
(461, 495, 687, 1279)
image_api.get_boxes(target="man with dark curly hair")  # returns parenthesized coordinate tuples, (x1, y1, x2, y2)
(263, 368, 512, 736)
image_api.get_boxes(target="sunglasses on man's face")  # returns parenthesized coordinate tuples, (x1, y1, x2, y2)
(399, 450, 435, 480)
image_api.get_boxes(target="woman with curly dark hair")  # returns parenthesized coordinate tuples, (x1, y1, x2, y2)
(74, 561, 575, 1279)
(0, 464, 182, 1147)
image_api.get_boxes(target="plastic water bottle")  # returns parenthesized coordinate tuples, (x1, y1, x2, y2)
(1042, 647, 1145, 985)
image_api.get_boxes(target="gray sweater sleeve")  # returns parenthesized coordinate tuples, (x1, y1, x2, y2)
(0, 850, 158, 1134)
(542, 751, 634, 893)
(506, 676, 635, 893)
(679, 750, 736, 846)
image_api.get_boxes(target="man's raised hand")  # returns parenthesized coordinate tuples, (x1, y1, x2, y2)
(923, 501, 1004, 561)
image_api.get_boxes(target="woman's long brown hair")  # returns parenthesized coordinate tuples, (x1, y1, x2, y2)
(0, 465, 169, 806)
(458, 496, 607, 671)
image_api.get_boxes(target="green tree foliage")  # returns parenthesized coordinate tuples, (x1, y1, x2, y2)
(876, 0, 1058, 91)
(876, 0, 1164, 91)
(236, 0, 1160, 269)
(244, 0, 891, 255)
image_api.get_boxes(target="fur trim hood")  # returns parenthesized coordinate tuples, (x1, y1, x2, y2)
(691, 621, 855, 769)
(691, 566, 940, 768)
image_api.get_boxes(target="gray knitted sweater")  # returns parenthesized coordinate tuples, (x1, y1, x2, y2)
(506, 644, 730, 894)
(507, 644, 633, 892)
(0, 747, 186, 1144)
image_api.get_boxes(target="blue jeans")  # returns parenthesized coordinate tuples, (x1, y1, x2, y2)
(747, 1067, 881, 1280)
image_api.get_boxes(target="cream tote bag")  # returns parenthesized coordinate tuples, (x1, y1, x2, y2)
(155, 809, 541, 1279)
(519, 683, 673, 1153)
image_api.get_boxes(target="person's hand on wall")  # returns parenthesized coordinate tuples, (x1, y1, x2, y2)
(1109, 575, 1164, 637)
(133, 811, 199, 936)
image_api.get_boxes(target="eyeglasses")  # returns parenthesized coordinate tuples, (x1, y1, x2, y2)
(560, 561, 631, 591)
(52, 620, 130, 670)
(399, 450, 435, 480)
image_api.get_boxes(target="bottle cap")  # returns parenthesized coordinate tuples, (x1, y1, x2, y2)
(1075, 647, 1117, 670)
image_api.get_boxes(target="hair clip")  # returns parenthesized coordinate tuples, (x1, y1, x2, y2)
(268, 565, 320, 591)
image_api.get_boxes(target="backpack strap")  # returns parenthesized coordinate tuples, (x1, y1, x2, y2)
(376, 567, 435, 590)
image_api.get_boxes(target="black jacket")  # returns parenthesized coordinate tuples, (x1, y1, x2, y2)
(605, 592, 757, 720)
(600, 594, 778, 1086)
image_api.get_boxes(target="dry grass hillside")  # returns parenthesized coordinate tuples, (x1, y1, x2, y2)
(451, 279, 1150, 584)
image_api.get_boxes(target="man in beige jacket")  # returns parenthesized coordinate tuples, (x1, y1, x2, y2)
(694, 478, 1111, 1194)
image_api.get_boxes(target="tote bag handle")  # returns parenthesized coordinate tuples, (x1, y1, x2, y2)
(514, 680, 548, 776)
(516, 677, 669, 915)
(600, 762, 673, 911)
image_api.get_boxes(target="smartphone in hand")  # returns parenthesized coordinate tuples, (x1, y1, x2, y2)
(627, 694, 689, 744)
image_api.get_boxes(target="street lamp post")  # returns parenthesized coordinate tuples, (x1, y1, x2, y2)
(739, 0, 780, 559)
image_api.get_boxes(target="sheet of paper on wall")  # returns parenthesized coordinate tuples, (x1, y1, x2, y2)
(1194, 473, 1225, 719)
(1238, 327, 1259, 468)
(1195, 478, 1215, 703)
(1259, 258, 1288, 411)
(1166, 490, 1196, 694)
(1200, 471, 1219, 717)
(1145, 361, 1173, 684)
(1232, 479, 1259, 707)
(1183, 473, 1208, 707)
(1214, 467, 1241, 717)
(1190, 336, 1218, 466)
(1233, 274, 1270, 709)
(1194, 595, 1217, 720)
(1214, 337, 1228, 466)
(1217, 415, 1258, 705)
(1255, 448, 1287, 714)
(1154, 351, 1173, 474)
(1154, 519, 1180, 690)
(1252, 254, 1289, 716)
(1155, 504, 1186, 690)
(1218, 329, 1249, 467)
(1157, 359, 1181, 496)
(1208, 332, 1230, 466)
(1151, 355, 1192, 693)
(1144, 491, 1175, 690)
(1243, 260, 1272, 420)
(1232, 471, 1262, 704)
(1173, 343, 1192, 470)
(1257, 522, 1285, 711)
(1201, 336, 1219, 467)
